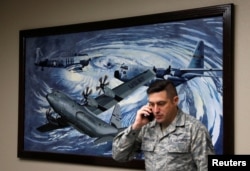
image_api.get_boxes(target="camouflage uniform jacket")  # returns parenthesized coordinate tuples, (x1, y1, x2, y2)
(112, 109, 215, 171)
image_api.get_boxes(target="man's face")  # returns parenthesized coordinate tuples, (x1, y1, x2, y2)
(148, 90, 178, 125)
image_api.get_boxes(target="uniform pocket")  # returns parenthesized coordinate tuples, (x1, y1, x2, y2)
(166, 141, 190, 153)
(141, 138, 156, 152)
(164, 132, 191, 153)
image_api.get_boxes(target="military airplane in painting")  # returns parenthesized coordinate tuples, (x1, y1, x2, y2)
(37, 69, 155, 144)
(34, 48, 91, 72)
(114, 40, 222, 86)
(156, 40, 222, 86)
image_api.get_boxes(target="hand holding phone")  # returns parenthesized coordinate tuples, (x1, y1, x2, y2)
(132, 106, 154, 130)
(143, 112, 154, 121)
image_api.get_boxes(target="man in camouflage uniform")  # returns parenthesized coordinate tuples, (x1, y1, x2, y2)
(112, 79, 215, 171)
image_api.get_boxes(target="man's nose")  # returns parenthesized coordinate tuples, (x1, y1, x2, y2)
(152, 105, 160, 113)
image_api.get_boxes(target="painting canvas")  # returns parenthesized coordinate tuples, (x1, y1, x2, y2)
(18, 4, 234, 169)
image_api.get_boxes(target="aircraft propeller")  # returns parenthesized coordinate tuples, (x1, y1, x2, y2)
(81, 86, 92, 104)
(153, 65, 173, 79)
(166, 65, 172, 75)
(96, 75, 109, 94)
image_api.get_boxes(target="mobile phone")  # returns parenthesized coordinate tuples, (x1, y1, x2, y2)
(144, 112, 154, 121)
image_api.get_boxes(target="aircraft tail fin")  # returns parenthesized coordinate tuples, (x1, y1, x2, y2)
(110, 104, 122, 129)
(188, 40, 204, 72)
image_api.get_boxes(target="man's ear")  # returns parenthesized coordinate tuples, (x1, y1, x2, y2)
(173, 96, 179, 104)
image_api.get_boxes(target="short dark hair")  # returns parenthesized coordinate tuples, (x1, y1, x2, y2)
(146, 79, 178, 99)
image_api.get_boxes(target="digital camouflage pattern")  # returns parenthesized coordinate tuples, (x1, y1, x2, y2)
(112, 109, 215, 171)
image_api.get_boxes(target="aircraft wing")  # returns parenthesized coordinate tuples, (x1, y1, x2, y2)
(166, 72, 221, 87)
(36, 122, 70, 132)
(182, 73, 222, 78)
(85, 69, 155, 115)
(36, 115, 70, 132)
(178, 68, 222, 72)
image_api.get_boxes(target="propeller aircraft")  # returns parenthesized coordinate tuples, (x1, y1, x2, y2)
(114, 40, 222, 86)
(34, 47, 91, 72)
(37, 69, 155, 144)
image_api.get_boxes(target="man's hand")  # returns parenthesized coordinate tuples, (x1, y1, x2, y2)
(132, 105, 153, 130)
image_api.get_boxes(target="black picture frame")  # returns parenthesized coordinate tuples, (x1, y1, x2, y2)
(18, 3, 234, 169)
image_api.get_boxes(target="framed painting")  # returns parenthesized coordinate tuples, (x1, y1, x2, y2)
(18, 3, 234, 169)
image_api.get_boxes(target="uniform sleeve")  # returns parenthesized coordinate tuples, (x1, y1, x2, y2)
(112, 125, 142, 162)
(191, 125, 215, 171)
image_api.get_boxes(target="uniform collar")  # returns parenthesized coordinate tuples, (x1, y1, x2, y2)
(149, 108, 185, 128)
(174, 109, 185, 127)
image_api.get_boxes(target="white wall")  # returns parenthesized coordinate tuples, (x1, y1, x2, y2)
(1, 0, 250, 170)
